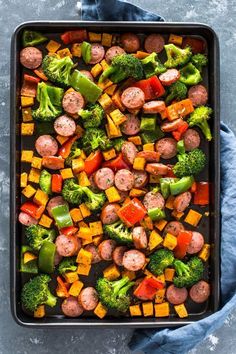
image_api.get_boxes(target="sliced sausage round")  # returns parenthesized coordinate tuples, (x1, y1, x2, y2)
(94, 167, 115, 190)
(144, 34, 165, 54)
(55, 234, 81, 257)
(80, 70, 94, 81)
(112, 246, 127, 266)
(145, 163, 168, 176)
(143, 191, 165, 210)
(18, 211, 38, 226)
(163, 221, 184, 236)
(122, 250, 146, 271)
(84, 244, 102, 264)
(189, 281, 210, 303)
(121, 141, 138, 165)
(115, 169, 135, 191)
(159, 69, 180, 86)
(161, 118, 184, 132)
(62, 297, 84, 317)
(183, 128, 201, 151)
(42, 156, 65, 170)
(105, 46, 126, 64)
(89, 43, 105, 64)
(143, 100, 166, 114)
(121, 87, 145, 110)
(137, 151, 160, 162)
(35, 135, 58, 157)
(156, 138, 177, 159)
(20, 47, 42, 69)
(98, 239, 116, 261)
(173, 191, 192, 213)
(133, 170, 148, 188)
(54, 115, 76, 137)
(121, 114, 141, 136)
(132, 226, 148, 249)
(54, 250, 63, 266)
(120, 33, 140, 53)
(166, 284, 188, 305)
(79, 287, 99, 311)
(187, 231, 204, 254)
(101, 203, 120, 225)
(188, 84, 208, 107)
(62, 91, 85, 115)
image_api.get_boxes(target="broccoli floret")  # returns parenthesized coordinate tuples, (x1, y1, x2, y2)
(32, 82, 63, 121)
(42, 55, 74, 86)
(191, 54, 208, 71)
(173, 257, 204, 288)
(112, 137, 126, 152)
(179, 62, 202, 86)
(188, 106, 213, 141)
(82, 128, 112, 154)
(58, 257, 77, 275)
(25, 225, 56, 251)
(141, 52, 166, 78)
(81, 186, 106, 211)
(99, 54, 144, 83)
(21, 274, 57, 312)
(79, 103, 104, 128)
(62, 178, 84, 205)
(164, 44, 192, 68)
(148, 249, 175, 276)
(173, 148, 206, 178)
(165, 81, 188, 105)
(96, 276, 134, 312)
(65, 141, 81, 167)
(104, 221, 133, 244)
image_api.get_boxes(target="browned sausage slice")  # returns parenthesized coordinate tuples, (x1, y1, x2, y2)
(120, 33, 140, 53)
(145, 163, 168, 176)
(183, 129, 200, 151)
(121, 87, 145, 110)
(18, 211, 38, 226)
(121, 114, 141, 136)
(163, 221, 184, 236)
(161, 118, 184, 132)
(132, 226, 148, 249)
(94, 167, 115, 190)
(54, 115, 76, 137)
(89, 43, 105, 64)
(20, 47, 42, 69)
(47, 196, 68, 217)
(122, 250, 146, 271)
(55, 234, 81, 257)
(63, 91, 85, 115)
(114, 169, 135, 191)
(132, 170, 148, 188)
(143, 100, 166, 114)
(144, 34, 165, 54)
(98, 239, 116, 261)
(112, 246, 127, 266)
(105, 46, 126, 64)
(35, 135, 58, 157)
(42, 156, 65, 170)
(79, 70, 94, 82)
(173, 191, 192, 212)
(189, 281, 210, 303)
(62, 297, 84, 317)
(188, 84, 208, 107)
(84, 244, 102, 264)
(143, 191, 165, 210)
(187, 231, 204, 254)
(101, 203, 120, 225)
(79, 287, 99, 311)
(137, 151, 160, 162)
(156, 138, 177, 159)
(121, 141, 138, 165)
(166, 284, 188, 305)
(159, 69, 180, 86)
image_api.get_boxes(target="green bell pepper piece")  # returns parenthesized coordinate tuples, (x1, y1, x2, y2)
(177, 140, 185, 155)
(148, 207, 166, 221)
(22, 30, 48, 47)
(20, 246, 38, 274)
(38, 241, 56, 274)
(141, 127, 164, 144)
(39, 169, 52, 195)
(160, 177, 179, 199)
(70, 70, 102, 103)
(81, 41, 92, 64)
(140, 115, 157, 131)
(170, 176, 194, 196)
(51, 204, 73, 229)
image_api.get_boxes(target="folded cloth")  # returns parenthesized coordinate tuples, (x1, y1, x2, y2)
(81, 1, 235, 352)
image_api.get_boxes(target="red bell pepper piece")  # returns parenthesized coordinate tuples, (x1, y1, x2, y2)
(134, 278, 164, 300)
(60, 226, 78, 236)
(20, 201, 44, 220)
(117, 198, 147, 227)
(172, 121, 189, 141)
(190, 181, 197, 193)
(166, 164, 176, 178)
(174, 231, 193, 259)
(84, 150, 103, 176)
(148, 75, 165, 98)
(103, 153, 129, 172)
(182, 37, 206, 54)
(56, 276, 70, 298)
(134, 76, 165, 100)
(193, 182, 209, 205)
(58, 136, 78, 159)
(51, 174, 63, 193)
(61, 29, 87, 44)
(21, 74, 40, 97)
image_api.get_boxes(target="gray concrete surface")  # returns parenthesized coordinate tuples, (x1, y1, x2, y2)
(0, 0, 236, 353)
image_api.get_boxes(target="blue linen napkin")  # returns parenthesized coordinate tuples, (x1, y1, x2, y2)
(81, 2, 236, 352)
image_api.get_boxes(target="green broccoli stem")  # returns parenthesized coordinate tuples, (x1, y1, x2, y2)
(119, 281, 135, 296)
(198, 120, 212, 141)
(174, 260, 190, 276)
(99, 66, 116, 83)
(112, 277, 130, 296)
(45, 290, 57, 307)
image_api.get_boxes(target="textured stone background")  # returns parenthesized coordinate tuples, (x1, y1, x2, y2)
(1, 0, 236, 353)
